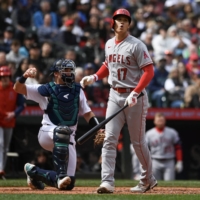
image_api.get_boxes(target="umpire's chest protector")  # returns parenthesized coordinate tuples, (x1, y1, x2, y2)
(39, 82, 81, 126)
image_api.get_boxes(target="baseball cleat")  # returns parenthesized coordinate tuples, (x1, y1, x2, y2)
(130, 178, 157, 193)
(24, 163, 45, 190)
(57, 176, 71, 190)
(97, 182, 115, 194)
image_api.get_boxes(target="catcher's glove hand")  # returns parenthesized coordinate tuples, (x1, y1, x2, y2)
(94, 129, 105, 147)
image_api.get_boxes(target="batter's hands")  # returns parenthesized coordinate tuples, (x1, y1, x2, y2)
(23, 68, 37, 78)
(175, 161, 183, 173)
(80, 75, 95, 88)
(124, 91, 139, 107)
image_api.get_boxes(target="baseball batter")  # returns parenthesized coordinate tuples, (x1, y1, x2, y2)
(146, 112, 183, 180)
(13, 59, 100, 190)
(80, 8, 157, 193)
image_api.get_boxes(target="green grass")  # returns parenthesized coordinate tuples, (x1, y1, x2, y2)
(1, 179, 200, 188)
(1, 179, 200, 200)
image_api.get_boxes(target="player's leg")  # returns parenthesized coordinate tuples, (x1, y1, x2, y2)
(3, 128, 13, 169)
(52, 125, 72, 189)
(130, 144, 141, 180)
(97, 90, 125, 193)
(24, 125, 55, 190)
(126, 92, 157, 192)
(25, 125, 73, 190)
(152, 159, 164, 180)
(163, 159, 175, 181)
(24, 163, 76, 190)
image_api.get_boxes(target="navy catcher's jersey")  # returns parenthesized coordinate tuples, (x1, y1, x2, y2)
(38, 82, 81, 126)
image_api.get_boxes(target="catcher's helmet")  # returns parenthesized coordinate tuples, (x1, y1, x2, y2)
(50, 59, 64, 73)
(59, 59, 76, 87)
(111, 8, 131, 29)
(0, 66, 11, 77)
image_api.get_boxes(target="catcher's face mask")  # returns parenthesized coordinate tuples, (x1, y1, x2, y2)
(59, 59, 76, 87)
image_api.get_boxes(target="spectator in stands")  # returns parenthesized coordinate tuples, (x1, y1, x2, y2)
(6, 39, 26, 65)
(0, 26, 15, 54)
(148, 55, 169, 107)
(28, 43, 46, 74)
(33, 0, 57, 28)
(0, 52, 7, 67)
(19, 32, 38, 58)
(37, 13, 59, 43)
(81, 33, 104, 66)
(75, 67, 84, 83)
(0, 66, 25, 179)
(152, 25, 177, 59)
(40, 42, 56, 82)
(11, 0, 32, 44)
(164, 67, 188, 108)
(179, 18, 193, 40)
(13, 58, 29, 82)
(59, 14, 84, 44)
(84, 15, 100, 37)
(164, 50, 177, 73)
(185, 53, 200, 79)
(0, 0, 13, 32)
(58, 19, 78, 46)
(64, 48, 83, 66)
(56, 0, 68, 28)
(184, 74, 200, 108)
(131, 7, 146, 38)
(177, 61, 191, 86)
(7, 61, 17, 81)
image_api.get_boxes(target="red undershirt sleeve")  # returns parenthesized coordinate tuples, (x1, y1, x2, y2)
(134, 64, 154, 94)
(175, 144, 183, 161)
(95, 64, 109, 80)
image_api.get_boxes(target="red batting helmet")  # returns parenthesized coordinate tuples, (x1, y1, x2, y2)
(111, 8, 131, 28)
(0, 66, 11, 77)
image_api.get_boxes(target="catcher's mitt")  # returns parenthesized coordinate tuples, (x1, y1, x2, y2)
(94, 129, 105, 147)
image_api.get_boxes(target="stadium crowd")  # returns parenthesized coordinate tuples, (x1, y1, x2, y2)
(0, 0, 200, 109)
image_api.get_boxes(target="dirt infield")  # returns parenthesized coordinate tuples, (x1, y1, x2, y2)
(0, 187, 200, 194)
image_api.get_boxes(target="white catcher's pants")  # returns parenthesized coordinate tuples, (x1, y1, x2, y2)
(38, 125, 77, 177)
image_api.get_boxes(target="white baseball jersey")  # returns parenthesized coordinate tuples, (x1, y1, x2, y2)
(104, 34, 153, 88)
(146, 127, 180, 159)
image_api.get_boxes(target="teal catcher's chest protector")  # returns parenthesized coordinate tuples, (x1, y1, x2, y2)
(44, 82, 80, 126)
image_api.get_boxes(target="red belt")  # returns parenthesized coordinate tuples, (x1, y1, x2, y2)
(111, 87, 134, 93)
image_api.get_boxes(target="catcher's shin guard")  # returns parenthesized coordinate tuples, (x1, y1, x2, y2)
(53, 125, 72, 179)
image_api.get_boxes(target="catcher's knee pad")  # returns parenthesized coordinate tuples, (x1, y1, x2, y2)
(53, 125, 72, 144)
(53, 126, 72, 178)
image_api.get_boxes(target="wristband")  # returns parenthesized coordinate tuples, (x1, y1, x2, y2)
(89, 116, 99, 128)
(18, 76, 27, 83)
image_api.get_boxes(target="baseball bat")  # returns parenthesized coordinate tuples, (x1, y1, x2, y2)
(77, 92, 144, 145)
